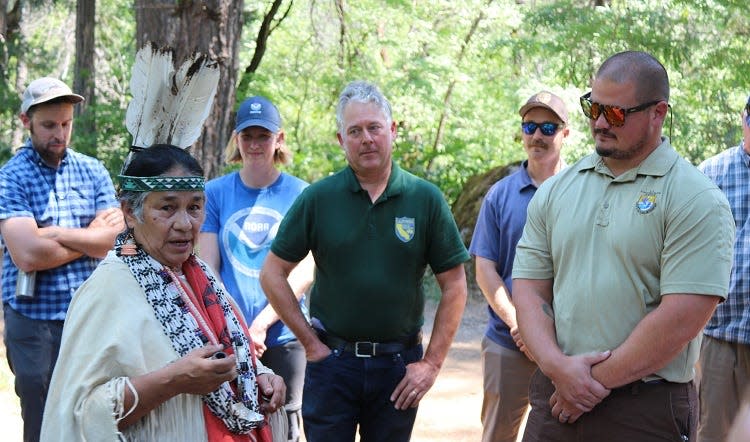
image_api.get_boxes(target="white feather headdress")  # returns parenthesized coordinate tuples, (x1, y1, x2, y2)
(120, 42, 220, 191)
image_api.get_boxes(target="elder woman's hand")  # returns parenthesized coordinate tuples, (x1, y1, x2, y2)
(166, 344, 238, 395)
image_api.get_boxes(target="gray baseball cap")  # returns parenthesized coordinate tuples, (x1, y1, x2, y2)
(21, 77, 84, 114)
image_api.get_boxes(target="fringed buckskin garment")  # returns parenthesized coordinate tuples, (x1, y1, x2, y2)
(40, 245, 274, 442)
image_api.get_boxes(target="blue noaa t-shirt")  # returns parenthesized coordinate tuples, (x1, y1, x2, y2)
(202, 171, 309, 347)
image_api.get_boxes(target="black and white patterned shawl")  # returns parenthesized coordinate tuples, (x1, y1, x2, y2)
(115, 232, 264, 434)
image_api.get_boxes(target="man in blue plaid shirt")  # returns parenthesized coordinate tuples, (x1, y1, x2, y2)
(697, 95, 750, 442)
(0, 77, 123, 442)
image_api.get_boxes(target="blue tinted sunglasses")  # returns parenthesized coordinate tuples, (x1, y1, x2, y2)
(521, 121, 560, 136)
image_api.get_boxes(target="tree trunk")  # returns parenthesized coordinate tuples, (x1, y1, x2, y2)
(74, 0, 96, 155)
(6, 0, 25, 150)
(430, 0, 491, 172)
(133, 0, 243, 180)
(236, 0, 292, 101)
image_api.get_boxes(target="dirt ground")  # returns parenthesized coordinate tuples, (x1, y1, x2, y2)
(0, 296, 488, 441)
(410, 295, 485, 441)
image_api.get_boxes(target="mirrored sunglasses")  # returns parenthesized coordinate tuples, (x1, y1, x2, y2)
(521, 121, 560, 136)
(579, 92, 661, 127)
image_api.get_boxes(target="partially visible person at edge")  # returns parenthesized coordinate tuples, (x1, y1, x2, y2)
(512, 50, 734, 442)
(0, 77, 123, 442)
(40, 144, 286, 441)
(695, 94, 750, 442)
(727, 388, 750, 442)
(469, 90, 569, 442)
(259, 80, 470, 442)
(198, 96, 314, 442)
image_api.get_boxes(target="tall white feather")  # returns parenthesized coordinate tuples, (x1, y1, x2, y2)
(125, 42, 220, 151)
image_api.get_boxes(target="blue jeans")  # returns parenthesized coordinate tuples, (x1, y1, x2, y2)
(3, 304, 64, 442)
(302, 344, 423, 442)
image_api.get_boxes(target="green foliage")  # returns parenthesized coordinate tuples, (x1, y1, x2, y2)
(2, 0, 749, 200)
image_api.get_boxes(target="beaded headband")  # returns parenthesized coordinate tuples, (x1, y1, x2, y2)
(118, 175, 205, 192)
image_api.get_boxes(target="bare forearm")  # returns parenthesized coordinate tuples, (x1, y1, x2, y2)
(117, 366, 181, 429)
(256, 253, 315, 331)
(475, 257, 517, 328)
(514, 279, 563, 373)
(117, 345, 236, 430)
(591, 293, 719, 388)
(43, 225, 121, 259)
(425, 266, 467, 369)
(260, 253, 319, 351)
(11, 236, 84, 271)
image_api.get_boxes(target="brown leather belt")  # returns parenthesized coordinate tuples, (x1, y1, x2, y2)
(315, 329, 422, 358)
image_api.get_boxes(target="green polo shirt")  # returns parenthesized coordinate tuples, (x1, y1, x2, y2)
(513, 139, 734, 382)
(271, 162, 469, 341)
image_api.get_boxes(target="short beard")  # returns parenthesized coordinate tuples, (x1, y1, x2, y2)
(595, 139, 646, 160)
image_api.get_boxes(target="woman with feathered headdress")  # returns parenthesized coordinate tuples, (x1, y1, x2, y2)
(39, 44, 287, 442)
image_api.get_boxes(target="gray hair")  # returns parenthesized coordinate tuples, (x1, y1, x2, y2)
(119, 191, 149, 223)
(335, 81, 392, 133)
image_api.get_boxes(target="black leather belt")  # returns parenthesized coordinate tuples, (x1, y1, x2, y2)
(315, 329, 422, 358)
(612, 378, 687, 395)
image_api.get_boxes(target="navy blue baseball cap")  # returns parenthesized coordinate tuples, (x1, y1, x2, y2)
(235, 96, 282, 133)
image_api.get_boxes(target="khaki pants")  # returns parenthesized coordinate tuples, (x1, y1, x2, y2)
(697, 335, 750, 442)
(480, 336, 537, 442)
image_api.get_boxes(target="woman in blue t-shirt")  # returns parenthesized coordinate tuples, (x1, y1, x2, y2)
(198, 96, 314, 442)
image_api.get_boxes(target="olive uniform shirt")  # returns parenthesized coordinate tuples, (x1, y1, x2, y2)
(513, 139, 734, 383)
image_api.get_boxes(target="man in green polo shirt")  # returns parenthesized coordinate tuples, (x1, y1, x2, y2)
(512, 51, 734, 442)
(260, 80, 469, 442)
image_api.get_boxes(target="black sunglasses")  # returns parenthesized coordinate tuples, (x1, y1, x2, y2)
(579, 92, 661, 127)
(521, 121, 560, 136)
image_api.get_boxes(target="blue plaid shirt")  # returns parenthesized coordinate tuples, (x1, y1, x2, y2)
(699, 142, 750, 344)
(0, 141, 118, 320)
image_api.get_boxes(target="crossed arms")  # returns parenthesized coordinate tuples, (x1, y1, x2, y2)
(0, 207, 124, 272)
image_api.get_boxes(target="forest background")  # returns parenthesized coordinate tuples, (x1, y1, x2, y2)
(1, 0, 749, 208)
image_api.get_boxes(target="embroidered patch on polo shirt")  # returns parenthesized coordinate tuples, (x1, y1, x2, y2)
(395, 217, 415, 242)
(635, 191, 658, 214)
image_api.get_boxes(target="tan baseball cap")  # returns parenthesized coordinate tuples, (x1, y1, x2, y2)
(518, 91, 568, 125)
(21, 77, 84, 114)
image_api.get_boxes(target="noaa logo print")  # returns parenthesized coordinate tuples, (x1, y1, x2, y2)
(250, 102, 262, 111)
(395, 217, 415, 243)
(223, 206, 283, 277)
(635, 192, 657, 214)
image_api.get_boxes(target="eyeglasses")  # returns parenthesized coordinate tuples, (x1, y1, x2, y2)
(521, 121, 560, 136)
(579, 92, 661, 127)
